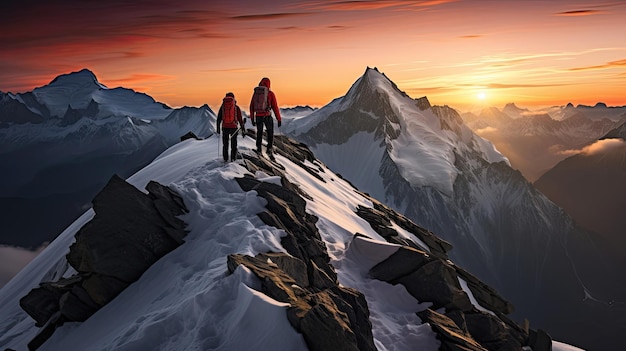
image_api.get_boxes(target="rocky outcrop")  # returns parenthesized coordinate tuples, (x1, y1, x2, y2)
(233, 138, 376, 351)
(232, 134, 547, 351)
(19, 175, 188, 350)
(356, 193, 547, 350)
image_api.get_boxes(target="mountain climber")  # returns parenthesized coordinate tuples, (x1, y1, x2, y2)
(249, 77, 282, 160)
(216, 92, 244, 162)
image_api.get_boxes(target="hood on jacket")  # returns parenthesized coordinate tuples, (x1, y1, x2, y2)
(259, 77, 270, 89)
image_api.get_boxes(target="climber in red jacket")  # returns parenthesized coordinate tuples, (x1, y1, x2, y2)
(249, 77, 282, 160)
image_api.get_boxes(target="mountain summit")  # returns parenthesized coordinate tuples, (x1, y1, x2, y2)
(286, 67, 625, 350)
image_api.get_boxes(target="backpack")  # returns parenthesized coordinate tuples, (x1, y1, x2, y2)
(252, 86, 270, 114)
(222, 96, 236, 125)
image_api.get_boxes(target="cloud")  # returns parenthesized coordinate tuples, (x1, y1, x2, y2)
(476, 126, 498, 134)
(0, 244, 47, 288)
(569, 58, 626, 71)
(555, 10, 604, 17)
(230, 13, 309, 21)
(297, 0, 457, 11)
(557, 138, 626, 156)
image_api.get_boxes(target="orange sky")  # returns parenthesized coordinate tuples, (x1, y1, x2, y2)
(1, 0, 625, 112)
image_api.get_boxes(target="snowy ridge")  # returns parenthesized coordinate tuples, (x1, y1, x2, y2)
(0, 132, 584, 351)
(0, 135, 438, 350)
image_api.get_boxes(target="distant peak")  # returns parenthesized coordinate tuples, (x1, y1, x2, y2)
(48, 68, 103, 88)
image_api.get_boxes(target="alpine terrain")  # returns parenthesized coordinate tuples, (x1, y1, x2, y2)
(285, 67, 625, 350)
(0, 69, 213, 251)
(0, 126, 584, 350)
(461, 103, 625, 181)
(534, 122, 626, 269)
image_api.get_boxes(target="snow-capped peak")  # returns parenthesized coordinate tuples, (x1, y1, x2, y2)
(287, 67, 508, 196)
(46, 68, 106, 90)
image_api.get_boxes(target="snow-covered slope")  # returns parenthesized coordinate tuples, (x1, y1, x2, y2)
(286, 67, 625, 350)
(0, 131, 585, 351)
(0, 69, 214, 250)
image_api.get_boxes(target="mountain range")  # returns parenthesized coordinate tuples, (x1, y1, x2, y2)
(461, 103, 625, 181)
(284, 67, 625, 350)
(0, 69, 213, 251)
(1, 67, 623, 350)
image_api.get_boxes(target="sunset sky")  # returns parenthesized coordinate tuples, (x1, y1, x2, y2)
(1, 0, 625, 112)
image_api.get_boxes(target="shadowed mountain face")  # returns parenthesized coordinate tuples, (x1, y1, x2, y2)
(286, 67, 626, 350)
(535, 122, 626, 268)
(0, 69, 214, 248)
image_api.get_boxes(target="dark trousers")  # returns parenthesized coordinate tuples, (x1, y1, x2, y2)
(222, 128, 238, 161)
(255, 116, 274, 153)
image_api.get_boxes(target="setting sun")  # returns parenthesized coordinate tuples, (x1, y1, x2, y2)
(477, 92, 487, 100)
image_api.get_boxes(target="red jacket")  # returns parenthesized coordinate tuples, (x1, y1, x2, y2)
(249, 77, 281, 122)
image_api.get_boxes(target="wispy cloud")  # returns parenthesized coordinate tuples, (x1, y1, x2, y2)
(569, 58, 626, 71)
(557, 138, 626, 156)
(297, 0, 457, 11)
(230, 13, 309, 21)
(555, 9, 604, 17)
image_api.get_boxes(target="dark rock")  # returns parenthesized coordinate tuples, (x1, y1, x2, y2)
(298, 291, 359, 351)
(528, 329, 552, 351)
(455, 266, 514, 315)
(180, 131, 201, 141)
(369, 245, 432, 281)
(377, 257, 473, 312)
(19, 287, 62, 327)
(258, 252, 309, 288)
(58, 285, 100, 322)
(417, 308, 486, 351)
(20, 174, 189, 349)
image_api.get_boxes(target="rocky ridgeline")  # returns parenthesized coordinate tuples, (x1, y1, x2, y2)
(17, 130, 551, 351)
(231, 131, 552, 351)
(18, 175, 189, 350)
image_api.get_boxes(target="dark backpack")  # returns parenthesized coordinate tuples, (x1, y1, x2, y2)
(252, 86, 270, 114)
(222, 96, 236, 124)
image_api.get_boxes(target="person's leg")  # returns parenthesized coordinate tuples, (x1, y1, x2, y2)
(222, 131, 229, 162)
(255, 116, 264, 152)
(265, 117, 274, 154)
(231, 130, 238, 161)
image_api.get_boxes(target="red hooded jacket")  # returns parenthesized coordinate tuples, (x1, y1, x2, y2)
(249, 77, 281, 122)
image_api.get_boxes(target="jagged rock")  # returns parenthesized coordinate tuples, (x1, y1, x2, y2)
(355, 198, 452, 259)
(369, 245, 432, 281)
(231, 144, 376, 351)
(67, 175, 182, 282)
(417, 308, 487, 351)
(455, 267, 514, 315)
(180, 131, 201, 141)
(19, 174, 189, 350)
